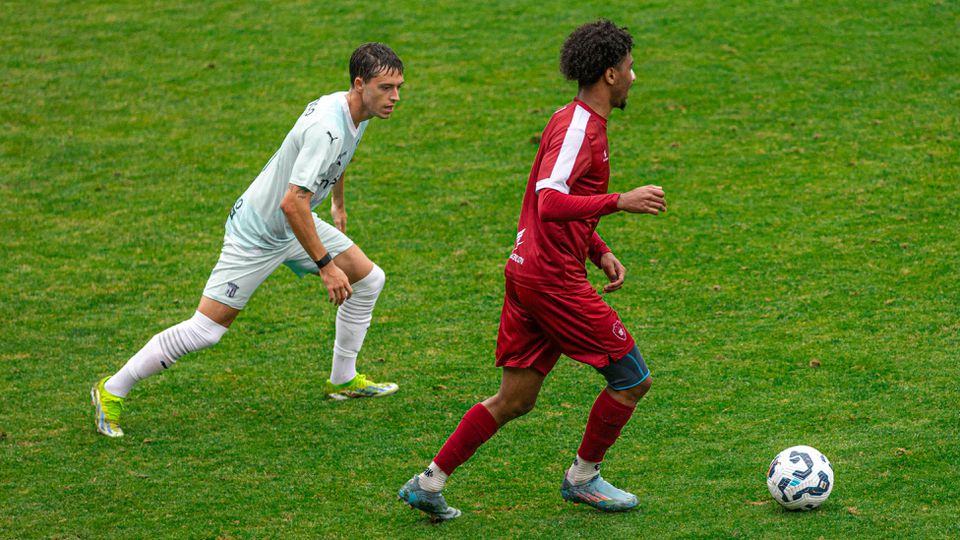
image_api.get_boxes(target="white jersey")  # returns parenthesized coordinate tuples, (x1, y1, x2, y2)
(226, 91, 368, 249)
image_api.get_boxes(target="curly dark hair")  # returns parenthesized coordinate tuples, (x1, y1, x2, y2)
(349, 42, 403, 84)
(560, 19, 633, 87)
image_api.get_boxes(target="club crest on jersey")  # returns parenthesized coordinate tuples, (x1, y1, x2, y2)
(612, 320, 627, 341)
(226, 282, 240, 298)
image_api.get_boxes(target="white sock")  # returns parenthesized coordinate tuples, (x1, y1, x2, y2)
(330, 265, 385, 384)
(104, 311, 228, 397)
(417, 461, 448, 492)
(567, 455, 601, 485)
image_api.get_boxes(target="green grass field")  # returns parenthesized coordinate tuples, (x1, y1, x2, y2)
(2, 1, 958, 538)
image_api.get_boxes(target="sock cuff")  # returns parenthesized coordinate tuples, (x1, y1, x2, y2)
(432, 403, 500, 475)
(597, 389, 636, 422)
(352, 264, 385, 294)
(465, 402, 499, 436)
(191, 310, 229, 338)
(575, 454, 600, 465)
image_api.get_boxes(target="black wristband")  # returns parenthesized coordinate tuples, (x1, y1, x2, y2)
(315, 254, 332, 270)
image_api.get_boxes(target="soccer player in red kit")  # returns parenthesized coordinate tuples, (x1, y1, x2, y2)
(399, 19, 667, 521)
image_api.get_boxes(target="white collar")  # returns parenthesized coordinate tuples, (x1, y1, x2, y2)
(339, 92, 360, 136)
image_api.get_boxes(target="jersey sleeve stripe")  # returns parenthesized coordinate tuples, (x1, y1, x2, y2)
(535, 105, 591, 194)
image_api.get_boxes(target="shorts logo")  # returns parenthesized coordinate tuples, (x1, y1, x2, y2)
(226, 282, 240, 298)
(612, 320, 627, 341)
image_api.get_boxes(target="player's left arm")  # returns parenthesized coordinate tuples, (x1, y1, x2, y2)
(330, 172, 347, 232)
(589, 232, 625, 293)
(536, 130, 620, 221)
(539, 188, 620, 222)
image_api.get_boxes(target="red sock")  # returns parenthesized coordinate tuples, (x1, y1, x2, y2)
(433, 403, 500, 475)
(577, 389, 636, 463)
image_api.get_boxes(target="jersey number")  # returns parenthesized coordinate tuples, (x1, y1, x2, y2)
(229, 198, 243, 219)
(317, 177, 338, 191)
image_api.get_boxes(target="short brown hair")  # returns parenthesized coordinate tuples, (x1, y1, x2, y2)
(349, 43, 403, 83)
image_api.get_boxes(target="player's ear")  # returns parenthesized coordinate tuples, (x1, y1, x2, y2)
(352, 76, 364, 93)
(604, 66, 618, 86)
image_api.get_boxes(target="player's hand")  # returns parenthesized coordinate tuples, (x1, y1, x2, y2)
(600, 252, 626, 293)
(319, 263, 353, 305)
(331, 205, 347, 232)
(617, 185, 666, 214)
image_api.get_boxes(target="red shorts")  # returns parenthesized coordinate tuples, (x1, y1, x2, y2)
(495, 278, 636, 375)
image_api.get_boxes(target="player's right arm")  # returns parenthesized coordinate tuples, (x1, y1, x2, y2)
(330, 172, 347, 232)
(279, 184, 352, 305)
(282, 121, 353, 304)
(615, 185, 667, 214)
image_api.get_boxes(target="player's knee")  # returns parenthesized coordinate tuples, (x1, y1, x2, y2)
(371, 263, 385, 289)
(623, 375, 652, 403)
(356, 263, 385, 296)
(512, 396, 537, 418)
(503, 391, 539, 419)
(178, 312, 228, 351)
(631, 375, 652, 399)
(488, 393, 537, 422)
(607, 375, 651, 406)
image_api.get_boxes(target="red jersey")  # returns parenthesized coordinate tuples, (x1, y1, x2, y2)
(505, 98, 620, 294)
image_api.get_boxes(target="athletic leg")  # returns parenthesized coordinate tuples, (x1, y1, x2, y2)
(327, 245, 381, 385)
(92, 235, 280, 437)
(427, 366, 546, 481)
(286, 219, 395, 398)
(572, 344, 650, 477)
(400, 277, 556, 520)
(509, 285, 650, 511)
(104, 299, 234, 399)
(561, 345, 650, 512)
(92, 299, 232, 438)
(399, 367, 546, 521)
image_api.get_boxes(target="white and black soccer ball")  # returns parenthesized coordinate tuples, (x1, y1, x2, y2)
(766, 445, 834, 510)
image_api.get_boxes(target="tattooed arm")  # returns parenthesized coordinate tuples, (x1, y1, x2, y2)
(279, 183, 352, 304)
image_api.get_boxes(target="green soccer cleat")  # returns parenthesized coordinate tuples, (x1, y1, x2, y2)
(561, 473, 638, 512)
(398, 475, 462, 522)
(91, 376, 125, 438)
(324, 373, 398, 400)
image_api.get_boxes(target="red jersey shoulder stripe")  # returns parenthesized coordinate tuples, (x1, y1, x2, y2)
(535, 104, 591, 195)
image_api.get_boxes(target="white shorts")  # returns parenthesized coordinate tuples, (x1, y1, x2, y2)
(202, 216, 354, 309)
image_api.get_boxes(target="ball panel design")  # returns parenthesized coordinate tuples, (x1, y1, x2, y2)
(766, 445, 834, 510)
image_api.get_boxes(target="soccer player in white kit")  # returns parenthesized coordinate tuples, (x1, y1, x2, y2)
(91, 43, 404, 438)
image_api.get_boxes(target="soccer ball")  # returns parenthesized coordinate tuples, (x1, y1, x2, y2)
(766, 445, 834, 510)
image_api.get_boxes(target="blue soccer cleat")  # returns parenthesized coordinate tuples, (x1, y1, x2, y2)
(398, 475, 462, 522)
(561, 473, 639, 512)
